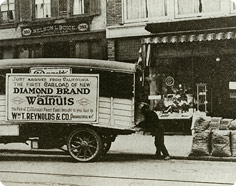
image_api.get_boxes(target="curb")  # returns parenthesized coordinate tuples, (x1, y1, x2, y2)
(172, 155, 236, 162)
(0, 150, 236, 162)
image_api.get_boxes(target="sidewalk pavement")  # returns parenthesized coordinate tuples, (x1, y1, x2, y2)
(110, 133, 236, 162)
(0, 133, 236, 162)
(109, 133, 192, 157)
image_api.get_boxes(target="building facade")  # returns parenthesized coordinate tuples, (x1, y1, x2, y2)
(107, 0, 236, 118)
(0, 0, 107, 59)
(3, 0, 236, 118)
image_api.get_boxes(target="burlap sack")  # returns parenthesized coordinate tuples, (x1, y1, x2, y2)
(193, 117, 210, 133)
(229, 120, 236, 130)
(219, 119, 233, 130)
(231, 131, 236, 156)
(190, 130, 211, 156)
(209, 117, 222, 131)
(211, 130, 231, 157)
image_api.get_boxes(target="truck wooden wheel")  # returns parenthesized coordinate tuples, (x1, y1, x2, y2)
(67, 128, 102, 162)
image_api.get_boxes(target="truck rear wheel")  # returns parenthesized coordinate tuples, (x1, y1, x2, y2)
(67, 128, 102, 162)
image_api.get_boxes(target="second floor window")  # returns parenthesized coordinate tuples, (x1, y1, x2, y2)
(0, 0, 15, 22)
(35, 0, 51, 18)
(73, 0, 90, 15)
(125, 0, 167, 22)
(232, 1, 236, 12)
(176, 0, 222, 17)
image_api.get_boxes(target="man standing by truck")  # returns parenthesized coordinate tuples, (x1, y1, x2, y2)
(139, 103, 170, 160)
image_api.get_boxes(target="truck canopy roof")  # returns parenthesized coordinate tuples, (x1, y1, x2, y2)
(0, 58, 137, 73)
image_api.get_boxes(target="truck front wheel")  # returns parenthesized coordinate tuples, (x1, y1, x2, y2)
(67, 128, 102, 162)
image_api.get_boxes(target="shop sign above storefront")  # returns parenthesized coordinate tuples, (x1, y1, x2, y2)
(21, 22, 89, 37)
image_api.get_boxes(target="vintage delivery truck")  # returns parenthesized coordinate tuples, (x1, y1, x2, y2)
(0, 58, 143, 162)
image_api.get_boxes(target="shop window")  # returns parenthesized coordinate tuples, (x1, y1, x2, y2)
(0, 0, 15, 23)
(90, 42, 103, 59)
(2, 47, 13, 59)
(17, 45, 42, 58)
(124, 0, 168, 22)
(35, 0, 51, 18)
(43, 42, 70, 58)
(73, 0, 90, 15)
(75, 41, 103, 60)
(18, 49, 29, 58)
(175, 0, 222, 18)
(75, 42, 89, 59)
(59, 0, 67, 16)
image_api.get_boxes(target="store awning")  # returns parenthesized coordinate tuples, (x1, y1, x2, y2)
(142, 31, 236, 44)
(139, 30, 236, 66)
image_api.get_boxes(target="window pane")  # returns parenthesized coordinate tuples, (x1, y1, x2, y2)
(18, 47, 29, 59)
(9, 0, 14, 3)
(90, 42, 102, 59)
(44, 1, 51, 17)
(35, 0, 51, 18)
(177, 0, 199, 15)
(2, 47, 13, 59)
(1, 0, 8, 5)
(233, 2, 236, 10)
(1, 4, 8, 11)
(201, 0, 221, 13)
(75, 42, 89, 58)
(9, 4, 14, 10)
(147, 0, 167, 18)
(126, 0, 146, 20)
(35, 4, 44, 18)
(177, 0, 221, 15)
(8, 10, 14, 19)
(35, 0, 43, 4)
(1, 11, 8, 21)
(73, 0, 84, 14)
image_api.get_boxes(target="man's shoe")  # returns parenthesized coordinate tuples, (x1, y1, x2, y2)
(163, 156, 171, 160)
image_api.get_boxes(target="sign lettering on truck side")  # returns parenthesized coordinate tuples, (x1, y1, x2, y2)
(6, 74, 99, 123)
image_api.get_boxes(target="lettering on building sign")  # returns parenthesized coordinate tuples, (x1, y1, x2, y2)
(21, 23, 89, 37)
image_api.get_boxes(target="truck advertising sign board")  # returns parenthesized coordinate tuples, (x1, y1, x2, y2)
(6, 74, 99, 123)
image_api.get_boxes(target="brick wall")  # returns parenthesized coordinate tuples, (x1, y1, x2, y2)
(106, 0, 122, 26)
(107, 39, 116, 61)
(116, 38, 141, 62)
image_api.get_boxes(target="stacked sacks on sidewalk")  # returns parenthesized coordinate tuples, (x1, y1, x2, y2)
(190, 116, 236, 157)
(230, 120, 236, 157)
(190, 116, 211, 156)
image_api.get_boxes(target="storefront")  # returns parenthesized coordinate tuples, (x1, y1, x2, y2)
(0, 20, 106, 59)
(140, 17, 236, 133)
(0, 0, 106, 60)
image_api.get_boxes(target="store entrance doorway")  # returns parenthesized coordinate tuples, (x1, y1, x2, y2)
(43, 42, 70, 58)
